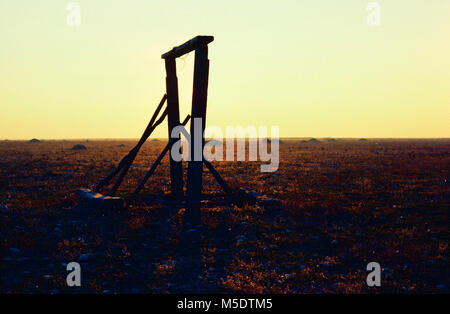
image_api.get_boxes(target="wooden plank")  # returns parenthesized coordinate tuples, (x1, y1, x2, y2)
(109, 107, 168, 195)
(203, 160, 232, 195)
(131, 114, 191, 199)
(186, 44, 209, 225)
(76, 189, 125, 210)
(162, 36, 214, 59)
(165, 58, 184, 199)
(94, 94, 167, 192)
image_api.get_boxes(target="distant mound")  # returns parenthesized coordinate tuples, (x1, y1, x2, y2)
(205, 139, 222, 146)
(358, 138, 368, 142)
(307, 138, 320, 143)
(70, 144, 88, 150)
(325, 138, 338, 142)
(151, 139, 160, 142)
(256, 138, 281, 144)
(28, 138, 41, 143)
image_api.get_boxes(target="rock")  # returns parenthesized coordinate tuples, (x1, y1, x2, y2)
(79, 253, 90, 261)
(9, 247, 20, 254)
(0, 204, 9, 214)
(70, 144, 87, 150)
(28, 138, 41, 143)
(358, 138, 368, 142)
(307, 138, 320, 143)
(204, 139, 222, 146)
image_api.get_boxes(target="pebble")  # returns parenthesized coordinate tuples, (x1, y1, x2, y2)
(0, 204, 9, 213)
(9, 247, 20, 254)
(79, 253, 90, 261)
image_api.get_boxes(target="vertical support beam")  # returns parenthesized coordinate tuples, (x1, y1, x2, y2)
(165, 58, 183, 199)
(186, 45, 209, 225)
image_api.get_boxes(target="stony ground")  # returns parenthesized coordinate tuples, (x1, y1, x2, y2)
(0, 139, 448, 293)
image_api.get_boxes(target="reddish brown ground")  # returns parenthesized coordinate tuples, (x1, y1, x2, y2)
(0, 139, 448, 293)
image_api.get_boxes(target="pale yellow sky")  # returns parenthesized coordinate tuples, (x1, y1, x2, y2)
(0, 0, 449, 139)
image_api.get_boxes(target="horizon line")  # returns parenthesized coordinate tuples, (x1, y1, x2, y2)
(2, 137, 450, 141)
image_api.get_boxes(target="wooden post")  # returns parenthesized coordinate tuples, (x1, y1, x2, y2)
(165, 58, 183, 199)
(186, 44, 209, 225)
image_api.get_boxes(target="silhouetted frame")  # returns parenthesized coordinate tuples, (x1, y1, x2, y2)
(162, 36, 213, 223)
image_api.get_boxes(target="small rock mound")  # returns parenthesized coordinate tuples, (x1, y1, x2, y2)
(307, 138, 320, 143)
(28, 138, 41, 143)
(358, 138, 368, 142)
(0, 204, 9, 214)
(326, 138, 338, 142)
(70, 144, 88, 150)
(205, 139, 222, 146)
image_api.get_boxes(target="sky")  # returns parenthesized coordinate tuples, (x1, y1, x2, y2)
(0, 0, 449, 139)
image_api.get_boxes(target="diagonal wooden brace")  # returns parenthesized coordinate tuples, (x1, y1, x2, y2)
(109, 107, 168, 195)
(130, 114, 191, 199)
(94, 94, 167, 193)
(203, 159, 232, 195)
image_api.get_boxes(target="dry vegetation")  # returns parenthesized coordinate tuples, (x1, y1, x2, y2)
(0, 139, 449, 293)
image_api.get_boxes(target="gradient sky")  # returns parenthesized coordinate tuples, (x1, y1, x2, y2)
(1, 0, 449, 139)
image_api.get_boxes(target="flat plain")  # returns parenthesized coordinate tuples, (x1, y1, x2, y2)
(0, 139, 448, 293)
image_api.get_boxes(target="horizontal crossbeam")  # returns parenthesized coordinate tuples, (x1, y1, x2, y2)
(161, 36, 214, 59)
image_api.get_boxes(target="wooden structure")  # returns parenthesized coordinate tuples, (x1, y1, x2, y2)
(78, 36, 232, 221)
(163, 36, 213, 224)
